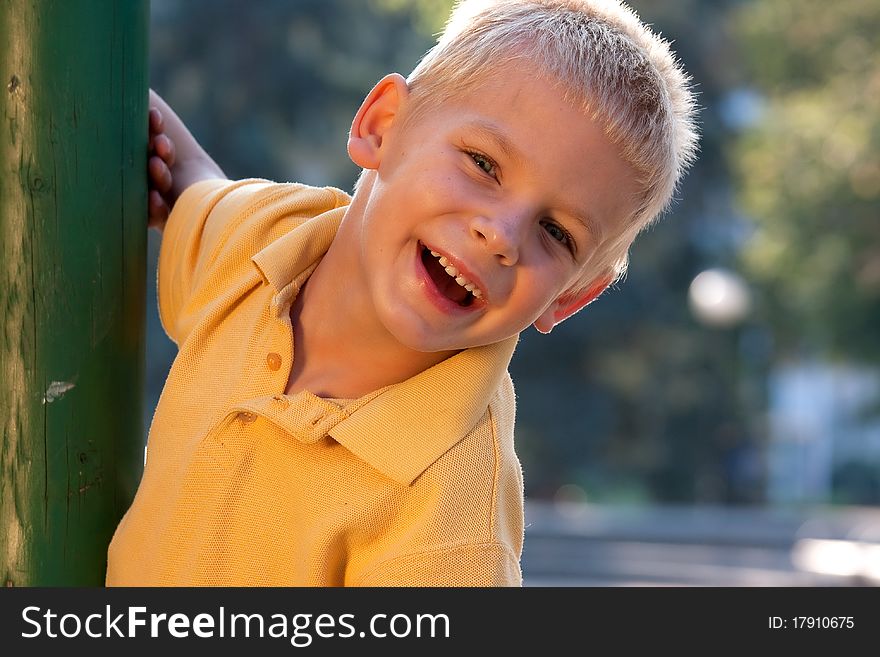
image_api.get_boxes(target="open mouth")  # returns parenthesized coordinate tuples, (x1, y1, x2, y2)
(420, 245, 483, 308)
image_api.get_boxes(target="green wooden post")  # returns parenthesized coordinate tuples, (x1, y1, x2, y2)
(1, 0, 149, 585)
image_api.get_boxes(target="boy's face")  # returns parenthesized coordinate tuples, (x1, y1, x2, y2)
(345, 66, 640, 353)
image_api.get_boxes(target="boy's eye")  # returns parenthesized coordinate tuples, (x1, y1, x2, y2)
(468, 151, 497, 178)
(541, 219, 575, 251)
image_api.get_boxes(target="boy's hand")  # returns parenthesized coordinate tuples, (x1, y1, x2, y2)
(146, 88, 227, 232)
(148, 105, 177, 229)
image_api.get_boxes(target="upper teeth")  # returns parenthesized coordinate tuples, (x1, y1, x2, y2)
(430, 250, 483, 298)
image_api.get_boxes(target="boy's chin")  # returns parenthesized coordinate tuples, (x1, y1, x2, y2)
(387, 326, 477, 354)
(391, 331, 471, 355)
(394, 329, 519, 354)
(376, 300, 525, 353)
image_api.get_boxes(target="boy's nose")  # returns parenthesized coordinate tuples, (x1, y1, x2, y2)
(469, 214, 522, 266)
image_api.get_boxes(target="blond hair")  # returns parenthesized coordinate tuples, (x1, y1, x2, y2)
(403, 0, 699, 291)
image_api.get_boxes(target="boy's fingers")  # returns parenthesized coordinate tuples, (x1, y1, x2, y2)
(154, 133, 176, 167)
(149, 107, 164, 134)
(149, 155, 173, 195)
(148, 190, 170, 227)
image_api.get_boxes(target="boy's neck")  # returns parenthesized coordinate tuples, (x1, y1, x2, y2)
(284, 219, 457, 400)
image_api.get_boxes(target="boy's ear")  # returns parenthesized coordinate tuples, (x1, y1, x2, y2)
(347, 73, 410, 169)
(533, 275, 613, 335)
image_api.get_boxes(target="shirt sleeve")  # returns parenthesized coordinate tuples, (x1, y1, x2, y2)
(353, 542, 523, 587)
(157, 177, 303, 345)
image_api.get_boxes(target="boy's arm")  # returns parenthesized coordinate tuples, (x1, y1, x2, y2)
(148, 88, 227, 231)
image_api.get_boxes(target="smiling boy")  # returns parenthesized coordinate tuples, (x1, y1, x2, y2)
(107, 0, 697, 586)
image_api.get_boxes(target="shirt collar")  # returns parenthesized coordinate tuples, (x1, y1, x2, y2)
(330, 335, 518, 486)
(251, 199, 348, 296)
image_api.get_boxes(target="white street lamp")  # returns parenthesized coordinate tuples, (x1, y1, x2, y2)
(688, 268, 752, 328)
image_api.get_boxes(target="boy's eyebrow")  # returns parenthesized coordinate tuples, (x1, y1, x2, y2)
(465, 119, 603, 244)
(466, 119, 523, 166)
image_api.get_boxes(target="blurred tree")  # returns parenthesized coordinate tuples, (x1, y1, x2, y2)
(732, 0, 880, 362)
(150, 0, 441, 188)
(370, 0, 453, 35)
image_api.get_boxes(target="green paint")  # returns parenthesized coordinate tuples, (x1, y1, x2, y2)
(1, 0, 148, 585)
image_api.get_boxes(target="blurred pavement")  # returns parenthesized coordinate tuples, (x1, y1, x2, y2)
(522, 501, 880, 586)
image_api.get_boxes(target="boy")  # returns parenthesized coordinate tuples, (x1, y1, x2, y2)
(107, 0, 698, 586)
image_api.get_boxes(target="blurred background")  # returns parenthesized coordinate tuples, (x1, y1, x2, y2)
(146, 0, 880, 585)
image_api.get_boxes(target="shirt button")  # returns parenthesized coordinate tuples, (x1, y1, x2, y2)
(266, 352, 282, 371)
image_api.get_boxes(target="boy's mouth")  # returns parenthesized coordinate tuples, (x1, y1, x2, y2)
(420, 245, 484, 308)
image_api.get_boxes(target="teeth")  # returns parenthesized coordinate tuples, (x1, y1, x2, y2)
(427, 248, 484, 299)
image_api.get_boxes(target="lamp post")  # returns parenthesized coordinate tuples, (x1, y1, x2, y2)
(688, 267, 766, 503)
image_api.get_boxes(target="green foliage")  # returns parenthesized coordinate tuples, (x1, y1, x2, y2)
(370, 0, 454, 35)
(732, 0, 880, 360)
(150, 0, 441, 188)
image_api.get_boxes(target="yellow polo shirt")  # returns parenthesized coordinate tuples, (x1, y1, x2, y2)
(106, 178, 524, 586)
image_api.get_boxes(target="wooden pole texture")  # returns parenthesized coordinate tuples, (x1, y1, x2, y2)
(1, 0, 149, 585)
